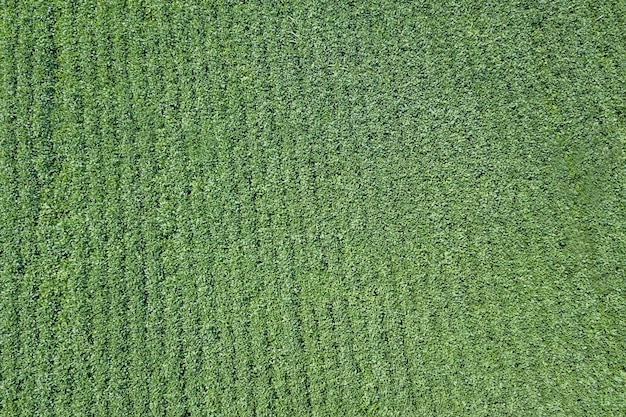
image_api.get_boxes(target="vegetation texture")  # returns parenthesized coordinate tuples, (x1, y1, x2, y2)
(1, 1, 625, 415)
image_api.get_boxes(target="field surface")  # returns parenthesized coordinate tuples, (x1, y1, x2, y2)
(1, 1, 626, 415)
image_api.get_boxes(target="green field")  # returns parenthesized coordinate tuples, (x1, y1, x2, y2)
(1, 1, 625, 415)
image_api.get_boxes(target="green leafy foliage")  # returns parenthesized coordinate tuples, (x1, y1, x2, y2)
(1, 1, 625, 415)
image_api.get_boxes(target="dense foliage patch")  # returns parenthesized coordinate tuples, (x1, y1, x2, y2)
(1, 1, 625, 415)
